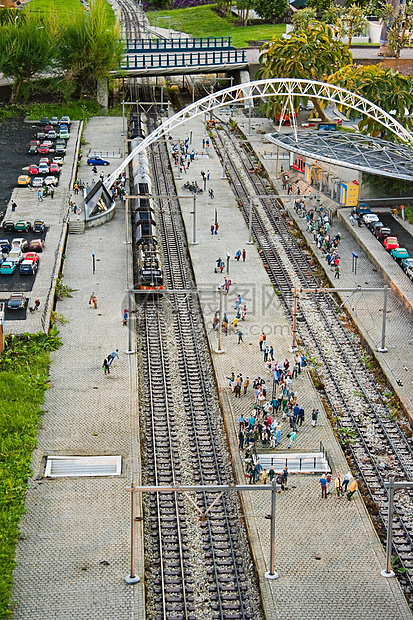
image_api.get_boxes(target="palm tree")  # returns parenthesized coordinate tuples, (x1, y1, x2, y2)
(58, 0, 123, 96)
(0, 8, 58, 102)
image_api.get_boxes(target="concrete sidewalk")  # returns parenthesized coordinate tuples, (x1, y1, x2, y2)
(11, 118, 145, 620)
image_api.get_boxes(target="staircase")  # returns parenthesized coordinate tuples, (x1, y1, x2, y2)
(68, 220, 85, 234)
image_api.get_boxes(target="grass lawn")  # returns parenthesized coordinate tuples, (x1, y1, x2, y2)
(0, 330, 61, 616)
(28, 0, 116, 25)
(146, 5, 285, 47)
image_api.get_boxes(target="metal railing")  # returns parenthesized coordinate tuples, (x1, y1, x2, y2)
(124, 36, 233, 52)
(121, 49, 246, 70)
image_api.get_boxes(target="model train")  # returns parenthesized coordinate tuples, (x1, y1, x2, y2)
(131, 139, 163, 291)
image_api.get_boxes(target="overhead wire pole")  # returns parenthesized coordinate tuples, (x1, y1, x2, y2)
(125, 482, 281, 585)
(291, 286, 391, 352)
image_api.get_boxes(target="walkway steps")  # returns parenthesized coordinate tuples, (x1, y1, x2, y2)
(68, 220, 85, 234)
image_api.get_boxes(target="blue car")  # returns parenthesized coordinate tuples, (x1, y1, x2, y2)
(0, 261, 16, 275)
(87, 157, 110, 166)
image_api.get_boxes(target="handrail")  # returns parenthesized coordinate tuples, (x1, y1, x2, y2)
(122, 49, 246, 70)
(123, 36, 233, 52)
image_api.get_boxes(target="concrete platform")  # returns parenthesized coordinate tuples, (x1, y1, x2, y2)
(11, 118, 145, 620)
(169, 111, 412, 619)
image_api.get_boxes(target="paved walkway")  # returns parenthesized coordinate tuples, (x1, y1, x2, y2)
(170, 111, 412, 619)
(11, 118, 145, 620)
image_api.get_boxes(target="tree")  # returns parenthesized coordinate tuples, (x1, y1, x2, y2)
(258, 23, 352, 120)
(58, 0, 123, 96)
(291, 8, 317, 30)
(386, 0, 413, 59)
(0, 9, 58, 102)
(339, 6, 368, 47)
(253, 0, 289, 23)
(305, 0, 334, 18)
(328, 64, 413, 137)
(236, 0, 254, 26)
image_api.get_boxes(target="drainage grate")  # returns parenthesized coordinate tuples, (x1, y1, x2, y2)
(45, 455, 122, 478)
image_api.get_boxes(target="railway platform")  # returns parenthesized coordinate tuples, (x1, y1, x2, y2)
(11, 117, 145, 620)
(234, 112, 413, 418)
(170, 112, 413, 619)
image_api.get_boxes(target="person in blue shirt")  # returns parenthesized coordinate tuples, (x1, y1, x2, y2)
(319, 475, 328, 498)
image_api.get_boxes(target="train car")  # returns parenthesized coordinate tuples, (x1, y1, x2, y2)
(136, 241, 163, 290)
(129, 113, 145, 140)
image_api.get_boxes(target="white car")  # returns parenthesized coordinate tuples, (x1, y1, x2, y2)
(44, 176, 58, 186)
(38, 162, 49, 175)
(52, 157, 64, 166)
(7, 249, 23, 265)
(31, 177, 44, 188)
(362, 213, 380, 224)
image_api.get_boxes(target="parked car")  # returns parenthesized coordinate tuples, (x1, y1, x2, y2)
(7, 292, 25, 310)
(11, 238, 29, 251)
(59, 115, 71, 126)
(391, 247, 409, 261)
(55, 143, 66, 155)
(17, 175, 31, 186)
(367, 220, 384, 232)
(29, 139, 40, 147)
(50, 116, 59, 126)
(0, 261, 16, 275)
(32, 220, 45, 234)
(7, 249, 24, 265)
(31, 177, 44, 188)
(40, 116, 49, 126)
(49, 163, 60, 174)
(376, 227, 392, 241)
(59, 129, 70, 140)
(87, 157, 110, 166)
(53, 156, 64, 166)
(44, 124, 53, 134)
(384, 236, 399, 250)
(3, 221, 14, 232)
(47, 130, 57, 140)
(42, 140, 53, 148)
(39, 156, 50, 165)
(36, 131, 46, 141)
(28, 144, 38, 155)
(38, 162, 49, 175)
(29, 164, 39, 175)
(356, 203, 372, 216)
(0, 239, 11, 253)
(25, 251, 39, 264)
(38, 143, 50, 154)
(14, 220, 31, 232)
(44, 176, 58, 186)
(363, 213, 379, 224)
(401, 257, 413, 272)
(29, 238, 45, 252)
(19, 259, 37, 275)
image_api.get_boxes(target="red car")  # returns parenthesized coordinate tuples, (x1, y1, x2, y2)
(49, 163, 60, 174)
(29, 239, 45, 252)
(24, 251, 40, 264)
(383, 236, 399, 251)
(38, 143, 49, 154)
(44, 124, 53, 134)
(29, 164, 39, 175)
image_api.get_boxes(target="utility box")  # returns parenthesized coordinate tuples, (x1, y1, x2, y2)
(340, 181, 359, 206)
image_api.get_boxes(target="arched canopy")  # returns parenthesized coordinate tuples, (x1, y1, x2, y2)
(105, 78, 413, 188)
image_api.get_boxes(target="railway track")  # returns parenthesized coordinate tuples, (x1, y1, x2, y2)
(211, 117, 413, 597)
(136, 89, 262, 619)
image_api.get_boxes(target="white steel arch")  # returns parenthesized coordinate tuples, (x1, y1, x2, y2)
(105, 78, 413, 188)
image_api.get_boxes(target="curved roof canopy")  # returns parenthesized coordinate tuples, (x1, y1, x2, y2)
(265, 131, 413, 182)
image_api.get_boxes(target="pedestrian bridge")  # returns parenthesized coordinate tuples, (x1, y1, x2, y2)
(115, 36, 248, 76)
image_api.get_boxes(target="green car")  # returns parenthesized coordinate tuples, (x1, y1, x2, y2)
(0, 261, 16, 275)
(59, 129, 69, 140)
(14, 220, 31, 232)
(391, 247, 409, 261)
